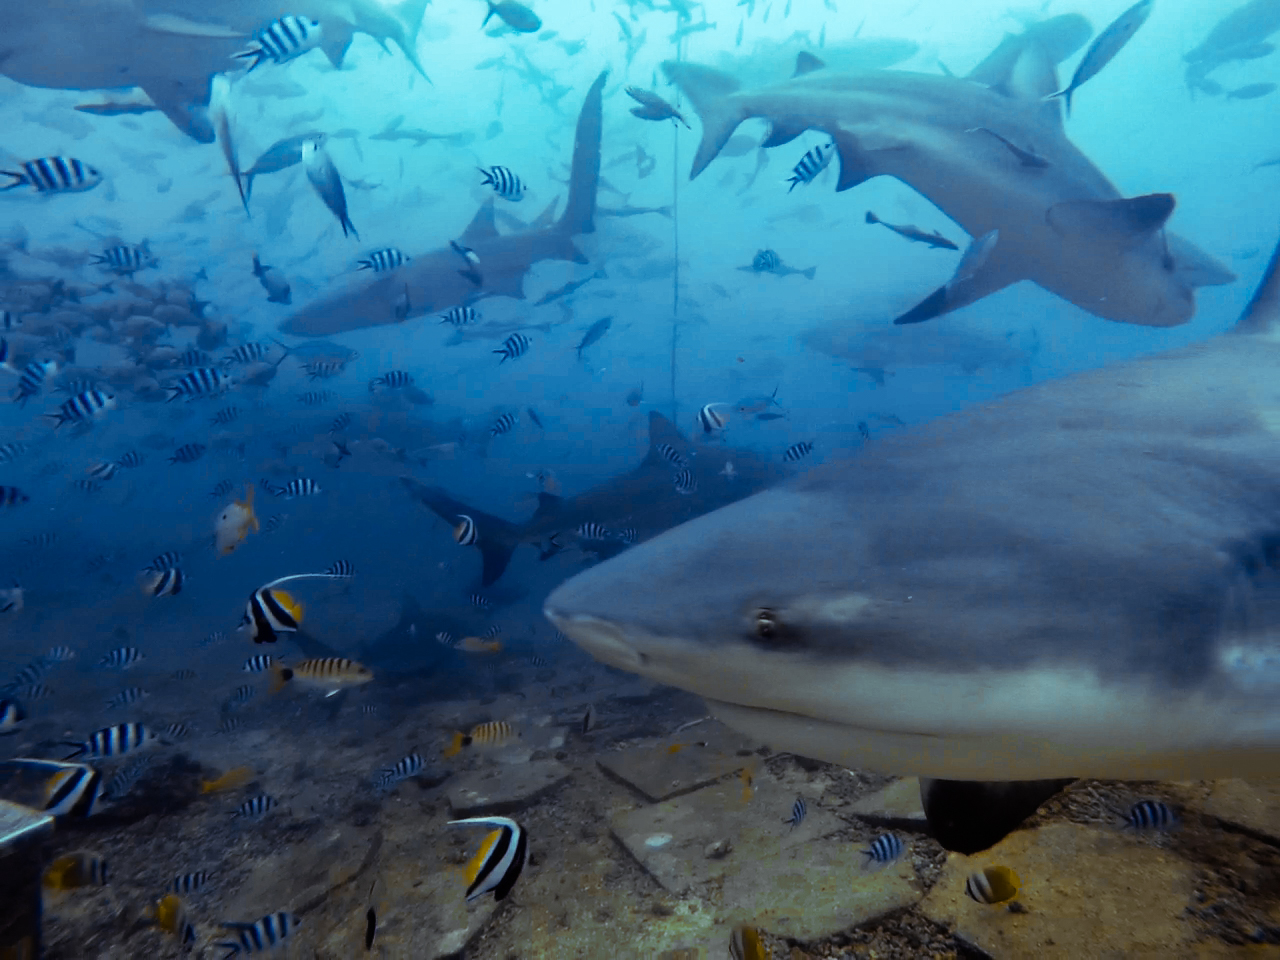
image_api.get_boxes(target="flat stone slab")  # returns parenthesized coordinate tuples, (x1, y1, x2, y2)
(920, 822, 1196, 958)
(612, 773, 920, 942)
(1189, 778, 1280, 843)
(597, 720, 761, 802)
(448, 760, 571, 817)
(848, 776, 927, 823)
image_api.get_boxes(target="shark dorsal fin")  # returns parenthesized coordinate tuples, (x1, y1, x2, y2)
(1046, 194, 1175, 247)
(460, 199, 499, 245)
(1236, 236, 1280, 334)
(532, 493, 564, 525)
(529, 197, 561, 230)
(793, 52, 826, 77)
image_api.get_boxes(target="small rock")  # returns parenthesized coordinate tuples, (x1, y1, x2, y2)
(703, 839, 733, 860)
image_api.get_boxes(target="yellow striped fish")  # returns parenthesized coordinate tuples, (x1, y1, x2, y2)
(443, 720, 519, 758)
(271, 657, 372, 695)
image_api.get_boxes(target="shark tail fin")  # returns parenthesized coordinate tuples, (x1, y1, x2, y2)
(393, 0, 432, 81)
(661, 61, 745, 180)
(558, 70, 608, 239)
(802, 266, 816, 280)
(400, 477, 523, 587)
(1235, 233, 1280, 335)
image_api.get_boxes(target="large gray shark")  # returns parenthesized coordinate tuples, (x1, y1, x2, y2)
(0, 0, 430, 142)
(278, 70, 608, 338)
(401, 411, 792, 587)
(662, 16, 1235, 327)
(545, 232, 1280, 850)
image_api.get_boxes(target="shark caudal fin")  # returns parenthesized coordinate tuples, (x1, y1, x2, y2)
(661, 61, 745, 180)
(558, 70, 608, 240)
(1235, 231, 1280, 335)
(401, 477, 522, 587)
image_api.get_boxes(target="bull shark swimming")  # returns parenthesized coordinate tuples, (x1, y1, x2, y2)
(546, 228, 1280, 852)
(402, 411, 792, 588)
(278, 70, 608, 338)
(662, 15, 1235, 327)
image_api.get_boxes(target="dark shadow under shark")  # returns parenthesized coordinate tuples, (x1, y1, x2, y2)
(402, 411, 793, 588)
(278, 69, 608, 338)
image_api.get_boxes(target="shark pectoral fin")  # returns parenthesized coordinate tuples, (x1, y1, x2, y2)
(661, 60, 746, 179)
(895, 231, 1010, 325)
(140, 77, 215, 144)
(829, 131, 873, 192)
(1046, 194, 1176, 249)
(460, 199, 500, 245)
(1166, 233, 1237, 289)
(760, 122, 807, 148)
(320, 25, 356, 68)
(532, 493, 565, 526)
(793, 51, 826, 76)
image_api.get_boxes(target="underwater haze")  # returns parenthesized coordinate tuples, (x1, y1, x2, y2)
(3, 0, 1280, 956)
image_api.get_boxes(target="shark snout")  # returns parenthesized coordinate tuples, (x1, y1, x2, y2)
(543, 608, 650, 670)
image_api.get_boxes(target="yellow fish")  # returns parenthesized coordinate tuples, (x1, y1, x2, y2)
(739, 765, 755, 804)
(964, 865, 1022, 905)
(458, 636, 503, 654)
(200, 765, 253, 794)
(443, 720, 520, 758)
(270, 657, 373, 695)
(729, 925, 769, 960)
(215, 485, 259, 556)
(43, 852, 108, 890)
(145, 894, 195, 944)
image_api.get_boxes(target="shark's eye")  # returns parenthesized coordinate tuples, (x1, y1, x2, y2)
(753, 608, 779, 639)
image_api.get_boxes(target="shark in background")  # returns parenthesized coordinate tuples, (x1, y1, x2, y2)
(546, 228, 1280, 853)
(662, 15, 1235, 329)
(0, 0, 430, 142)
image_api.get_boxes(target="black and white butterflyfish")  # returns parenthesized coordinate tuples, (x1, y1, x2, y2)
(654, 442, 688, 469)
(783, 440, 814, 463)
(170, 443, 206, 464)
(265, 477, 321, 498)
(786, 140, 835, 192)
(217, 911, 299, 956)
(358, 248, 410, 272)
(440, 305, 479, 326)
(576, 522, 610, 541)
(369, 370, 413, 391)
(167, 367, 230, 402)
(490, 412, 519, 437)
(494, 333, 530, 363)
(1, 157, 103, 194)
(453, 514, 478, 546)
(141, 567, 184, 597)
(64, 722, 158, 760)
(697, 403, 730, 434)
(98, 646, 144, 669)
(449, 816, 528, 902)
(47, 388, 116, 427)
(373, 752, 424, 790)
(234, 14, 323, 71)
(752, 249, 781, 272)
(42, 762, 105, 818)
(240, 572, 342, 644)
(673, 469, 697, 495)
(90, 243, 156, 275)
(478, 165, 526, 201)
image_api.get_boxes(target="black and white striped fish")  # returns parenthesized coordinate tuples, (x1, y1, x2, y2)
(116, 450, 145, 468)
(783, 796, 807, 829)
(142, 568, 184, 597)
(440, 306, 479, 326)
(0, 441, 27, 464)
(171, 669, 197, 681)
(64, 722, 158, 760)
(98, 647, 144, 669)
(493, 333, 530, 363)
(329, 413, 353, 435)
(576, 522, 609, 541)
(307, 361, 346, 380)
(13, 360, 56, 404)
(164, 722, 193, 740)
(697, 403, 729, 434)
(198, 631, 226, 649)
(863, 833, 905, 870)
(374, 752, 424, 790)
(369, 370, 413, 391)
(45, 645, 75, 662)
(654, 442, 687, 469)
(16, 683, 51, 701)
(786, 141, 835, 192)
(615, 528, 637, 544)
(1125, 799, 1178, 831)
(217, 911, 299, 955)
(169, 443, 206, 464)
(448, 816, 528, 901)
(490, 412, 518, 437)
(298, 390, 334, 406)
(453, 514, 478, 546)
(325, 560, 355, 578)
(72, 478, 101, 495)
(43, 763, 105, 818)
(47, 388, 116, 427)
(146, 551, 183, 572)
(88, 461, 119, 482)
(469, 593, 492, 610)
(102, 755, 153, 799)
(1, 157, 103, 194)
(211, 479, 236, 498)
(262, 514, 287, 534)
(478, 165, 525, 201)
(243, 654, 273, 673)
(265, 477, 321, 498)
(90, 243, 155, 275)
(435, 631, 457, 647)
(4, 658, 51, 691)
(171, 871, 210, 894)
(673, 469, 697, 495)
(224, 343, 273, 365)
(227, 684, 257, 707)
(752, 249, 781, 272)
(783, 440, 814, 463)
(234, 15, 323, 71)
(177, 348, 212, 368)
(232, 795, 277, 819)
(105, 686, 148, 709)
(0, 486, 29, 507)
(22, 531, 55, 548)
(167, 368, 230, 402)
(358, 248, 410, 271)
